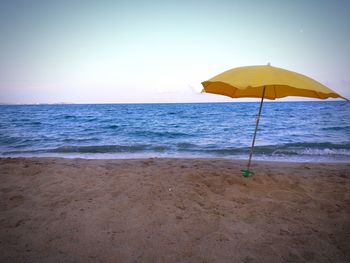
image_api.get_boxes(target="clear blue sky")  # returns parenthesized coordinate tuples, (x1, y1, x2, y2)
(1, 0, 349, 104)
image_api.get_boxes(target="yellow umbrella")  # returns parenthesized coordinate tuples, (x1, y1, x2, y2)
(201, 64, 348, 177)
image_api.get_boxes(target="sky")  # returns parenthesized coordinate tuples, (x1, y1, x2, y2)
(1, 0, 349, 104)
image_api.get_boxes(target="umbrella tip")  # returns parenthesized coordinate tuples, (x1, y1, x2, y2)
(267, 62, 271, 66)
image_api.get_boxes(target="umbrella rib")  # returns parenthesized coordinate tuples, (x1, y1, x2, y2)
(313, 90, 322, 99)
(231, 86, 237, 98)
(273, 85, 277, 99)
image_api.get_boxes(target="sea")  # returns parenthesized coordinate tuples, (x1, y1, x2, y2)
(0, 101, 349, 162)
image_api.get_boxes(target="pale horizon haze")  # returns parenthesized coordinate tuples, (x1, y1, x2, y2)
(1, 0, 350, 104)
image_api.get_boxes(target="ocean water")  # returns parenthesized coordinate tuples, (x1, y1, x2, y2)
(0, 101, 349, 162)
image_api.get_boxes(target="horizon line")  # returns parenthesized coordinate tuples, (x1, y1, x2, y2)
(0, 99, 344, 106)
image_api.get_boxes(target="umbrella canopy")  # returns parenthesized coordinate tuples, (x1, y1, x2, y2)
(201, 64, 348, 177)
(202, 65, 347, 100)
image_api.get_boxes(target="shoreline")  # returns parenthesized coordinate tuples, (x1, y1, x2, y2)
(1, 156, 350, 164)
(1, 157, 349, 262)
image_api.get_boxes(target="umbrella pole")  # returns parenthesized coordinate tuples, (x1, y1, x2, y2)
(242, 86, 266, 177)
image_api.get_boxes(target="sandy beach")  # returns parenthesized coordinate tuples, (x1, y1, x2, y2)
(0, 157, 349, 263)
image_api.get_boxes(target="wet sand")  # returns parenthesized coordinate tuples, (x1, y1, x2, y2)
(0, 157, 349, 263)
